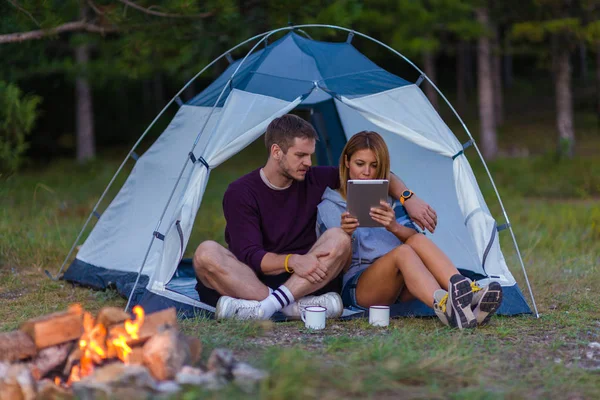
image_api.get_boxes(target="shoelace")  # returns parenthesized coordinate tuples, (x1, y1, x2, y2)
(438, 293, 449, 313)
(471, 281, 482, 293)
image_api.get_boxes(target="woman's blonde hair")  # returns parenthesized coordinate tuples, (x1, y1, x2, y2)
(339, 131, 390, 198)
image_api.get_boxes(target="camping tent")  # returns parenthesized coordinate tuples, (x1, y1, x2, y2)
(57, 25, 538, 318)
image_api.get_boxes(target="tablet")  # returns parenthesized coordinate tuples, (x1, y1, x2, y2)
(346, 179, 389, 228)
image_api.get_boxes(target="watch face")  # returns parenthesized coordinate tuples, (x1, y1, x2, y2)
(402, 190, 411, 198)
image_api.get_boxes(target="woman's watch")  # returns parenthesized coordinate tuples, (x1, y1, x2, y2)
(400, 190, 414, 205)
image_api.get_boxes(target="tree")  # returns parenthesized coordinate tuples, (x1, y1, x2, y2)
(476, 4, 497, 159)
(0, 0, 220, 163)
(512, 0, 586, 158)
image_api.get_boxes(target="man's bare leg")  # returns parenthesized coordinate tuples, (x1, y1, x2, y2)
(193, 240, 270, 301)
(283, 227, 352, 299)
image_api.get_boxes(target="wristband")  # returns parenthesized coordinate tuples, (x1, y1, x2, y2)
(284, 254, 294, 274)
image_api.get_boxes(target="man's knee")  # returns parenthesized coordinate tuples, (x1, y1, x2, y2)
(193, 240, 225, 278)
(321, 227, 352, 258)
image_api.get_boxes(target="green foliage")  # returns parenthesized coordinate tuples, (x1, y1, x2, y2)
(0, 81, 41, 176)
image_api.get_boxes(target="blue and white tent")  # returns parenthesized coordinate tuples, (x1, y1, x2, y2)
(58, 25, 537, 318)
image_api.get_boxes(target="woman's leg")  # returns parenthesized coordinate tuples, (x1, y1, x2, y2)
(355, 245, 442, 308)
(404, 234, 461, 290)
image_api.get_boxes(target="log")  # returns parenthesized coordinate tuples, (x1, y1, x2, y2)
(0, 331, 37, 362)
(96, 307, 131, 328)
(29, 342, 73, 380)
(186, 336, 203, 366)
(20, 309, 83, 350)
(108, 308, 177, 346)
(142, 327, 191, 381)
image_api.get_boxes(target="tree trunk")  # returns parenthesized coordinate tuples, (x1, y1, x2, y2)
(457, 40, 468, 114)
(580, 42, 587, 82)
(503, 35, 513, 88)
(492, 26, 504, 125)
(423, 51, 438, 110)
(596, 43, 600, 125)
(553, 41, 575, 158)
(476, 7, 497, 160)
(75, 42, 95, 163)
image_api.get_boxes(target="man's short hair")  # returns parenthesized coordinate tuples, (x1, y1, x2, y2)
(264, 114, 318, 154)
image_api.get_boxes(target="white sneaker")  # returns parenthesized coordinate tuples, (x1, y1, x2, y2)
(281, 292, 344, 319)
(215, 296, 266, 320)
(433, 289, 452, 327)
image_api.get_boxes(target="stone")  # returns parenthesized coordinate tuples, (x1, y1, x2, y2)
(207, 348, 236, 378)
(36, 379, 74, 400)
(175, 370, 226, 390)
(232, 362, 269, 392)
(587, 342, 600, 350)
(72, 363, 158, 399)
(0, 364, 37, 400)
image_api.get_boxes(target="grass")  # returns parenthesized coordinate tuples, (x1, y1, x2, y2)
(1, 105, 600, 398)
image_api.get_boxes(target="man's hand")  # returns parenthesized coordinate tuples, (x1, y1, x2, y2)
(340, 211, 359, 236)
(369, 200, 398, 232)
(289, 252, 330, 284)
(404, 195, 437, 233)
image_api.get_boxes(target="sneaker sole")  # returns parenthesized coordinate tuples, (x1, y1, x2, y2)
(448, 275, 477, 329)
(476, 282, 503, 326)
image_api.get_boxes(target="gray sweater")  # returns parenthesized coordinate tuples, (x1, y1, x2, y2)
(316, 187, 418, 287)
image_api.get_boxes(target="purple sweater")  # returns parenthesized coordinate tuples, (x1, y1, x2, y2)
(223, 166, 339, 287)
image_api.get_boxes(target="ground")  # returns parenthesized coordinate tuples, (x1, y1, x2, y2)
(1, 104, 600, 399)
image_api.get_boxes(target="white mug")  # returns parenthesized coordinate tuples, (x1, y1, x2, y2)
(369, 305, 390, 327)
(301, 306, 327, 330)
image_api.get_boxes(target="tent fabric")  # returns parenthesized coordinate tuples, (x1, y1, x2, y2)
(336, 86, 514, 285)
(62, 29, 531, 317)
(188, 32, 412, 107)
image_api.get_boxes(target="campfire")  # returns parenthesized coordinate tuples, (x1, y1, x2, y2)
(0, 305, 267, 399)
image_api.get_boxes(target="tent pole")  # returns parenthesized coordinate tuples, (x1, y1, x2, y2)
(52, 31, 274, 281)
(124, 26, 297, 311)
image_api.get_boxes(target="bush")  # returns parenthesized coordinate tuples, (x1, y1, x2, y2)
(0, 81, 41, 176)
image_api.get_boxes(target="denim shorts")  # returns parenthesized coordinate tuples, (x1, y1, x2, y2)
(341, 269, 368, 311)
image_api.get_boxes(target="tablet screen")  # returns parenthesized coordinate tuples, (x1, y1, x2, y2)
(346, 179, 389, 228)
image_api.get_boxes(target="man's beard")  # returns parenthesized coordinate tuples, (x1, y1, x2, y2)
(278, 157, 305, 181)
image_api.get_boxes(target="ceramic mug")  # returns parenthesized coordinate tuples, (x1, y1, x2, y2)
(369, 305, 390, 327)
(301, 306, 327, 330)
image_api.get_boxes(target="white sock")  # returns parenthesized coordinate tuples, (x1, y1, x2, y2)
(259, 285, 295, 318)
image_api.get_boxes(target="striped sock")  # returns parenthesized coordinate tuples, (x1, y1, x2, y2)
(259, 285, 295, 318)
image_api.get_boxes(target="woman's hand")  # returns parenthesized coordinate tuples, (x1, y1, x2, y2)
(370, 200, 398, 232)
(340, 211, 359, 236)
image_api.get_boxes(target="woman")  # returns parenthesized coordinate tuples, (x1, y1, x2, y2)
(317, 131, 502, 329)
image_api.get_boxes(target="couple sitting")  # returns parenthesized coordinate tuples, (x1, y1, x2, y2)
(194, 114, 502, 329)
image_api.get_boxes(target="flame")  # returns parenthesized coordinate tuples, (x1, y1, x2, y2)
(64, 306, 146, 385)
(54, 377, 61, 386)
(125, 306, 144, 340)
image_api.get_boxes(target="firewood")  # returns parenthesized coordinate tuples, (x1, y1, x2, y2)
(0, 331, 37, 362)
(142, 327, 191, 381)
(186, 336, 203, 366)
(62, 348, 81, 377)
(127, 347, 144, 365)
(29, 342, 73, 380)
(20, 308, 83, 350)
(108, 308, 177, 346)
(96, 307, 131, 328)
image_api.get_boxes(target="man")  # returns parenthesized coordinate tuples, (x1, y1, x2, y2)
(193, 114, 437, 320)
